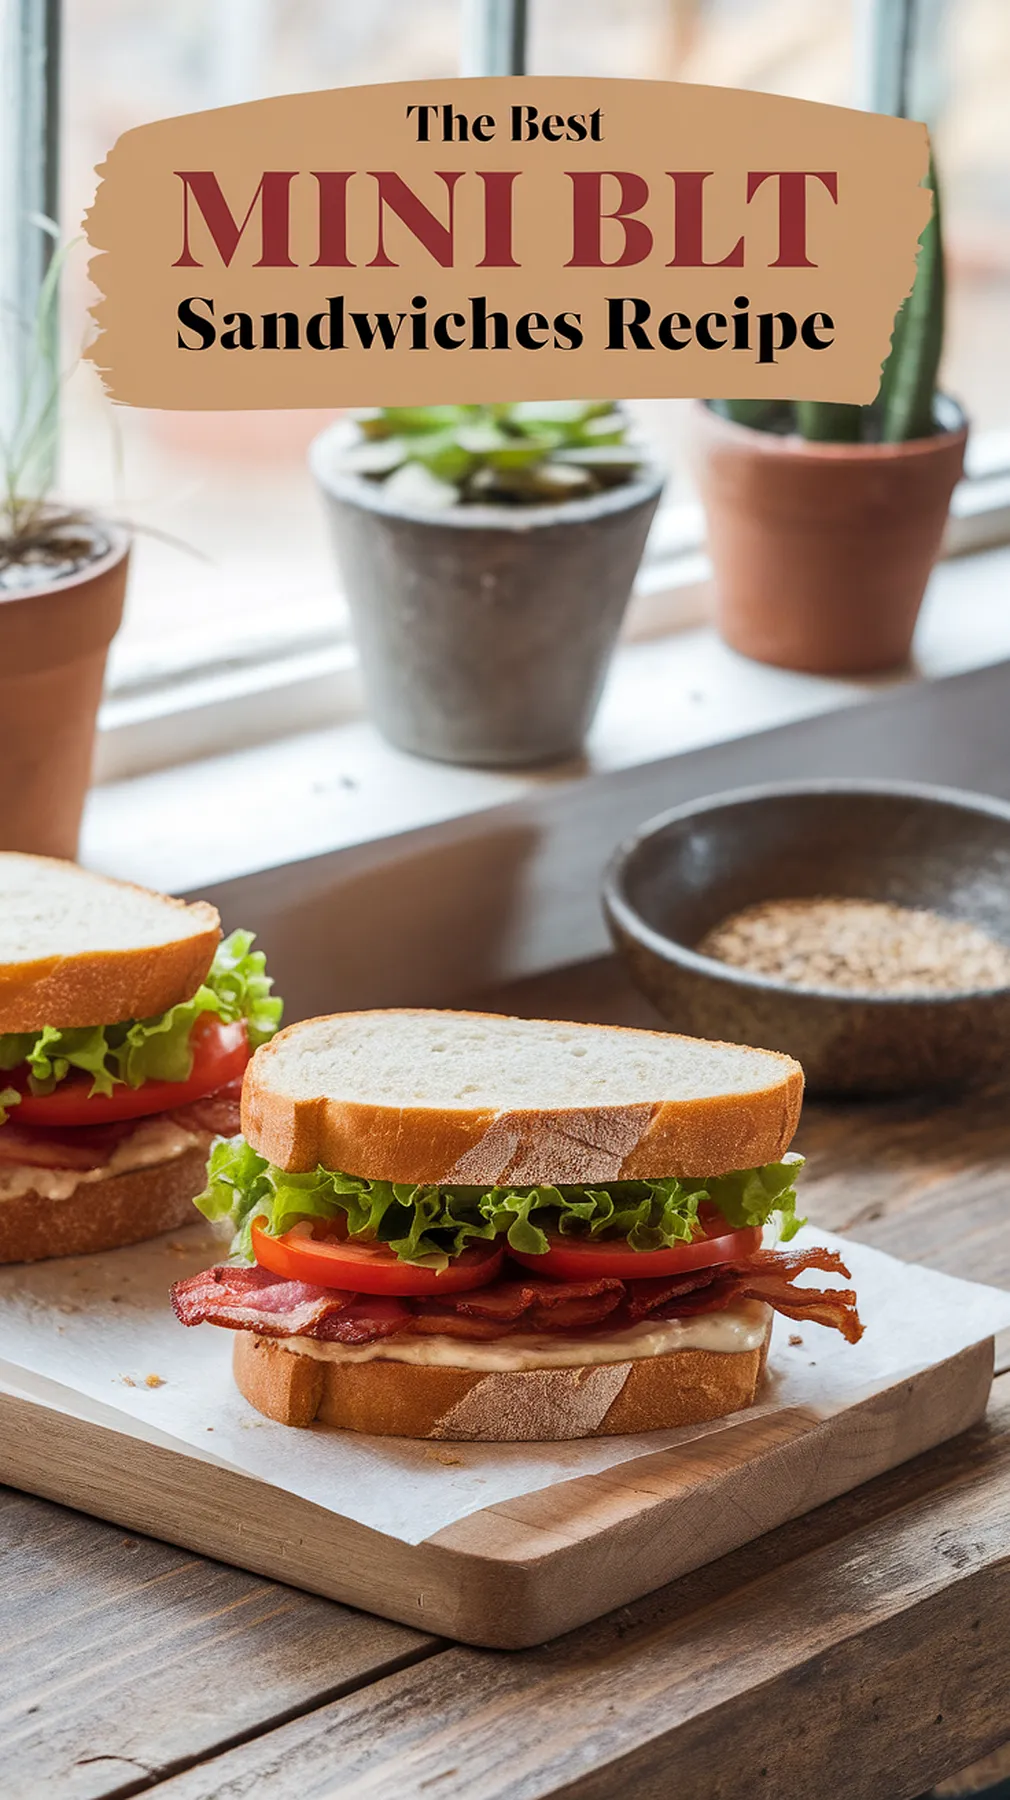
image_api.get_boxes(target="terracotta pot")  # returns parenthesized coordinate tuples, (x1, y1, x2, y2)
(0, 525, 129, 858)
(692, 400, 968, 675)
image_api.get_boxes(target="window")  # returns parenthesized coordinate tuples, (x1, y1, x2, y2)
(5, 1, 1009, 761)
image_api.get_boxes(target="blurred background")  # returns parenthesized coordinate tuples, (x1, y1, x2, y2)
(42, 0, 1008, 679)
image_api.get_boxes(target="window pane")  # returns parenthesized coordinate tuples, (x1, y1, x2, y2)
(57, 2, 1010, 680)
(60, 2, 461, 669)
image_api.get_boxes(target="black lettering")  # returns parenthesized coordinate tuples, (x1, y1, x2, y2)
(732, 296, 750, 350)
(696, 311, 728, 350)
(177, 295, 216, 349)
(511, 104, 539, 140)
(350, 310, 406, 349)
(516, 310, 549, 349)
(261, 310, 300, 350)
(801, 310, 834, 348)
(433, 310, 466, 348)
(306, 295, 344, 350)
(757, 310, 798, 364)
(553, 310, 583, 348)
(470, 294, 509, 349)
(607, 296, 653, 348)
(406, 103, 435, 141)
(221, 310, 255, 349)
(657, 310, 691, 350)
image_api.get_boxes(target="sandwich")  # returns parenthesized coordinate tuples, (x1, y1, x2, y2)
(0, 853, 280, 1262)
(172, 1010, 862, 1442)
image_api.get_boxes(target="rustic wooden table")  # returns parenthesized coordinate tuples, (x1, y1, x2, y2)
(2, 951, 1009, 1800)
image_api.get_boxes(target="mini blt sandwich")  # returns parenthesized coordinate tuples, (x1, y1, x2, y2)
(0, 854, 280, 1262)
(172, 1010, 862, 1442)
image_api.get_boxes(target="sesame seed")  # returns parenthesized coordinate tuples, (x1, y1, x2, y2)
(696, 897, 1010, 996)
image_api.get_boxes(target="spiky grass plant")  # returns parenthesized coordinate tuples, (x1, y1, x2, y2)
(0, 226, 104, 588)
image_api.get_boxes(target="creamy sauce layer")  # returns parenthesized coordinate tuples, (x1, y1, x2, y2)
(273, 1299, 771, 1370)
(0, 1117, 206, 1202)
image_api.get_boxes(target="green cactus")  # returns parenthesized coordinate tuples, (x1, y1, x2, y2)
(713, 152, 943, 446)
(876, 154, 944, 442)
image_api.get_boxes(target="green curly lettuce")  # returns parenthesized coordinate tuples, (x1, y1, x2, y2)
(197, 1137, 804, 1270)
(0, 929, 281, 1116)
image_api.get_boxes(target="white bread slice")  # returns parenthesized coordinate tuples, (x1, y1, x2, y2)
(234, 1310, 773, 1438)
(241, 1009, 803, 1183)
(0, 854, 220, 1032)
(0, 1142, 212, 1262)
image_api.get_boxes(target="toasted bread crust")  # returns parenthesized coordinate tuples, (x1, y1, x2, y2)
(0, 859, 220, 1032)
(241, 1011, 803, 1183)
(0, 1143, 211, 1262)
(232, 1318, 773, 1440)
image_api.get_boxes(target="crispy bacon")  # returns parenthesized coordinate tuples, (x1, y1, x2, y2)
(171, 1264, 356, 1338)
(646, 1247, 864, 1345)
(452, 1275, 624, 1321)
(0, 1118, 139, 1169)
(172, 1245, 863, 1347)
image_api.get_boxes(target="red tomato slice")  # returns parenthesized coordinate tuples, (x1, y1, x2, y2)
(251, 1219, 505, 1296)
(9, 1017, 250, 1128)
(508, 1214, 763, 1281)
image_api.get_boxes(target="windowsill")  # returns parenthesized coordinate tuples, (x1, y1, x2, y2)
(83, 539, 1010, 902)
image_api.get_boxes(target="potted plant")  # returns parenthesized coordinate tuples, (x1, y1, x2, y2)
(310, 402, 664, 767)
(693, 158, 966, 676)
(1, 240, 129, 858)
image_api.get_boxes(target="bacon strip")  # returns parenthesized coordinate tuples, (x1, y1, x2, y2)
(646, 1248, 864, 1344)
(0, 1118, 140, 1169)
(171, 1246, 863, 1346)
(171, 1264, 356, 1338)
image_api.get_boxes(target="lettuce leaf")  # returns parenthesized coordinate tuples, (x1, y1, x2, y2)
(0, 929, 281, 1108)
(197, 1137, 804, 1270)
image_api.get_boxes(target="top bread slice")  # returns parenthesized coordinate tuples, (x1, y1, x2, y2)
(0, 854, 221, 1033)
(241, 1009, 803, 1184)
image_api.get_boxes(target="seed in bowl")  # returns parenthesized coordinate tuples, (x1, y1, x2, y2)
(696, 897, 1010, 996)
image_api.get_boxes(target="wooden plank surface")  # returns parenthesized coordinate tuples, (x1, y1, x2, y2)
(0, 1329, 993, 1651)
(3, 951, 1010, 1796)
(127, 1371, 1010, 1800)
(0, 1486, 439, 1800)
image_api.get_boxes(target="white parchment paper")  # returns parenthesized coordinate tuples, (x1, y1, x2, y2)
(0, 1222, 1008, 1546)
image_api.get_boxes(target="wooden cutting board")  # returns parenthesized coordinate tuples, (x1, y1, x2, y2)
(0, 1336, 993, 1649)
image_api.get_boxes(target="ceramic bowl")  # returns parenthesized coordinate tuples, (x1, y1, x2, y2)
(602, 779, 1010, 1094)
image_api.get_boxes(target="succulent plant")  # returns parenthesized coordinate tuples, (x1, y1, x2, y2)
(335, 401, 644, 508)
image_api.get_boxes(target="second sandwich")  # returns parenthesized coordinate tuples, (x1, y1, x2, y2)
(173, 1009, 862, 1440)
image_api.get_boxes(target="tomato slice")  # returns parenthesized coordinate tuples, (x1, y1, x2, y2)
(508, 1212, 763, 1281)
(9, 1016, 250, 1128)
(251, 1219, 505, 1296)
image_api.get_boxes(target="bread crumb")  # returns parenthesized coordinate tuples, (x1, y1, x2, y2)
(426, 1449, 464, 1466)
(120, 1375, 136, 1387)
(789, 1334, 804, 1347)
(144, 1374, 165, 1389)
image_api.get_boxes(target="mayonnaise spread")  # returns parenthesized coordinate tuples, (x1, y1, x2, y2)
(274, 1298, 770, 1371)
(0, 1117, 206, 1203)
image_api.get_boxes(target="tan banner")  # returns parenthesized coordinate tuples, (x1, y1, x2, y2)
(84, 77, 930, 410)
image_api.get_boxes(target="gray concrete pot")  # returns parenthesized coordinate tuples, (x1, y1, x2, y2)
(310, 424, 665, 767)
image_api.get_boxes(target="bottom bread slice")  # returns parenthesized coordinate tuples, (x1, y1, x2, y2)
(233, 1312, 774, 1441)
(0, 1143, 212, 1263)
